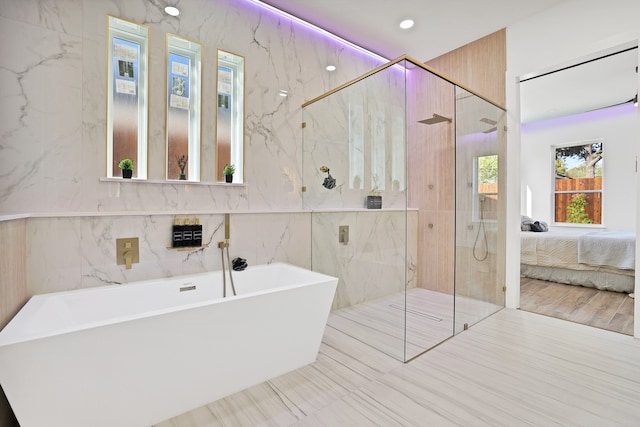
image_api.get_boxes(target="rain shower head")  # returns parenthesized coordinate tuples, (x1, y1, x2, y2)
(418, 113, 452, 125)
(480, 117, 498, 133)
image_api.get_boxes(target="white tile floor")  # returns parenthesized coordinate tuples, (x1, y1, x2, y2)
(328, 288, 502, 361)
(156, 308, 640, 426)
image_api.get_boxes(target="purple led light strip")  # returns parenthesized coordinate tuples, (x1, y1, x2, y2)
(244, 0, 390, 64)
(522, 102, 637, 132)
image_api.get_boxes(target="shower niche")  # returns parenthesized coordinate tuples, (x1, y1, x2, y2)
(302, 55, 506, 362)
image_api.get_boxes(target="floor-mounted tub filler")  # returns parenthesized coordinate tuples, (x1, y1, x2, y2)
(0, 263, 338, 427)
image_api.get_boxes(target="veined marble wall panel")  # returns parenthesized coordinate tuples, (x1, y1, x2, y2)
(0, 0, 84, 36)
(312, 210, 417, 310)
(0, 15, 83, 213)
(230, 213, 311, 269)
(25, 212, 311, 296)
(302, 64, 408, 210)
(92, 182, 250, 212)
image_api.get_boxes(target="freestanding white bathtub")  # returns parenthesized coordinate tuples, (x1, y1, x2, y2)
(0, 262, 338, 427)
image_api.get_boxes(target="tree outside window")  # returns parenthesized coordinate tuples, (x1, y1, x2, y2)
(554, 141, 603, 224)
(476, 154, 498, 221)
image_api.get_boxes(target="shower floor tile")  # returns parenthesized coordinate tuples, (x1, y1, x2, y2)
(328, 288, 502, 361)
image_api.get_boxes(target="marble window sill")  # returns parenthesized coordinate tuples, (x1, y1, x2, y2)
(0, 208, 416, 222)
(99, 177, 246, 187)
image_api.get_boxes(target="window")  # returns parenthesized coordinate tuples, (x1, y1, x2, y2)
(553, 140, 603, 224)
(348, 103, 364, 189)
(216, 50, 244, 183)
(370, 111, 386, 191)
(166, 34, 202, 181)
(106, 16, 149, 179)
(474, 154, 498, 221)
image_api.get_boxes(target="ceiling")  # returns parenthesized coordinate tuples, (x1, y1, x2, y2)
(259, 0, 569, 61)
(259, 0, 638, 121)
(520, 47, 639, 123)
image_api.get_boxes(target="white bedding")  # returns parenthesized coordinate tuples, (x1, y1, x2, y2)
(521, 227, 635, 293)
(521, 264, 634, 293)
(578, 230, 635, 270)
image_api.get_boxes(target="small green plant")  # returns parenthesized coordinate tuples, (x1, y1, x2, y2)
(118, 158, 134, 170)
(567, 193, 592, 224)
(223, 164, 235, 175)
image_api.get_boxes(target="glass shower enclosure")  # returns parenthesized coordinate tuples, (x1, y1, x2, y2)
(302, 56, 506, 362)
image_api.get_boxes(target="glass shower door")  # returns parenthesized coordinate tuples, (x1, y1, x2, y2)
(404, 63, 457, 360)
(301, 56, 507, 362)
(302, 62, 409, 361)
(453, 88, 506, 333)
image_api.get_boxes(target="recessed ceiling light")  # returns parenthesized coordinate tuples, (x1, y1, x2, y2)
(326, 65, 336, 71)
(165, 6, 180, 16)
(399, 19, 414, 30)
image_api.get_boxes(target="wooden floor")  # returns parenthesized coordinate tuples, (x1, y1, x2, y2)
(155, 308, 640, 426)
(520, 277, 634, 335)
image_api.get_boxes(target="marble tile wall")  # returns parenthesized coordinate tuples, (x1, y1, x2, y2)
(302, 62, 408, 210)
(24, 212, 311, 296)
(312, 210, 417, 310)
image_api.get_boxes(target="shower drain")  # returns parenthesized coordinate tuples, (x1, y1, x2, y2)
(388, 304, 443, 322)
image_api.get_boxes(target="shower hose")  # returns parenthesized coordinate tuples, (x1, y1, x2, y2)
(473, 196, 489, 262)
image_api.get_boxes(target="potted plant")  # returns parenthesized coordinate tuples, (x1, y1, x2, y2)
(223, 164, 235, 183)
(118, 158, 134, 179)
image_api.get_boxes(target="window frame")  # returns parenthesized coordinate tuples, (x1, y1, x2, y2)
(106, 15, 149, 179)
(165, 34, 202, 182)
(473, 154, 498, 223)
(216, 50, 245, 183)
(551, 139, 604, 226)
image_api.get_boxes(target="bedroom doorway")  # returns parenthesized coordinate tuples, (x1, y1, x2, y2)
(518, 45, 638, 336)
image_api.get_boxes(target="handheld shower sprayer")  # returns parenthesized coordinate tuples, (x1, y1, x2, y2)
(219, 213, 236, 297)
(473, 194, 488, 261)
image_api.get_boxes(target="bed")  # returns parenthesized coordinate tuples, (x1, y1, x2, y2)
(521, 227, 635, 294)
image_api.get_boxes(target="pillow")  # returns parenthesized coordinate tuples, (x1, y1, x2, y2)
(521, 215, 533, 231)
(530, 221, 548, 232)
(521, 215, 548, 232)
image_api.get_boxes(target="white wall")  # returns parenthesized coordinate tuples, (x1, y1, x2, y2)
(521, 104, 638, 230)
(505, 0, 640, 326)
